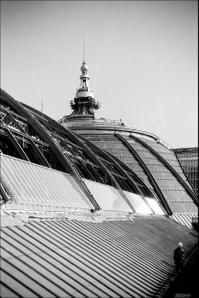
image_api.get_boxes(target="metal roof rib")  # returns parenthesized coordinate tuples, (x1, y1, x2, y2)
(1, 91, 101, 211)
(1, 227, 131, 297)
(1, 238, 89, 297)
(0, 280, 25, 298)
(22, 223, 136, 297)
(4, 128, 30, 161)
(129, 134, 197, 203)
(115, 132, 172, 215)
(40, 220, 159, 292)
(1, 216, 197, 298)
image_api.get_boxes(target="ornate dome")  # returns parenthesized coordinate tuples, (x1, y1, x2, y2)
(60, 62, 198, 229)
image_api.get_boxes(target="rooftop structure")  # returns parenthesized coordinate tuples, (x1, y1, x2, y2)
(60, 60, 198, 229)
(0, 60, 198, 297)
(67, 60, 100, 121)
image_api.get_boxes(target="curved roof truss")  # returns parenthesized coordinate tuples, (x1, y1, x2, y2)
(129, 134, 198, 205)
(0, 89, 157, 213)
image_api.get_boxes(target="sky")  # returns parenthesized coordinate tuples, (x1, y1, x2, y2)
(1, 0, 198, 148)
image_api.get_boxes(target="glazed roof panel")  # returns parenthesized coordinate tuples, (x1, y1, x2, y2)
(83, 179, 131, 212)
(80, 133, 197, 226)
(0, 89, 156, 206)
(1, 154, 93, 211)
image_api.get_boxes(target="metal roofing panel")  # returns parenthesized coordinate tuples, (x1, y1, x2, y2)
(172, 213, 198, 229)
(126, 138, 197, 213)
(85, 134, 153, 189)
(0, 270, 39, 298)
(84, 134, 196, 215)
(168, 201, 197, 213)
(0, 216, 197, 298)
(0, 282, 23, 298)
(83, 179, 131, 212)
(141, 139, 194, 185)
(1, 154, 93, 211)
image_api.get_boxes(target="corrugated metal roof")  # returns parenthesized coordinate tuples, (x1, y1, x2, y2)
(0, 216, 197, 298)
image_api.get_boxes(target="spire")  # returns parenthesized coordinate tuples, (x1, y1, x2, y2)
(67, 60, 100, 120)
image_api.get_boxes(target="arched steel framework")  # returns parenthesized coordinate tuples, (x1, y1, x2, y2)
(29, 106, 159, 206)
(0, 90, 100, 211)
(26, 105, 154, 196)
(4, 128, 30, 161)
(80, 136, 158, 214)
(129, 134, 198, 205)
(115, 133, 172, 215)
(32, 105, 160, 212)
(1, 105, 50, 166)
(173, 150, 198, 196)
(69, 132, 137, 212)
(23, 102, 156, 199)
(1, 89, 161, 213)
(22, 105, 138, 212)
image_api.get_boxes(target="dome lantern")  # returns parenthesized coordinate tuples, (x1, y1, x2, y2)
(66, 60, 100, 120)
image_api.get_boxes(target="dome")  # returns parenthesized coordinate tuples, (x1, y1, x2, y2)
(61, 115, 197, 227)
(59, 63, 198, 229)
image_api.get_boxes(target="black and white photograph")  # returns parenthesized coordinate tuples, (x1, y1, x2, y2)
(0, 1, 198, 297)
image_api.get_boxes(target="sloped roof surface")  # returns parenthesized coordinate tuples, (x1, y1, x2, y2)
(0, 216, 197, 298)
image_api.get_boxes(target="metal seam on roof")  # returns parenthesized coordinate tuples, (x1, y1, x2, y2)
(18, 225, 122, 297)
(22, 223, 135, 296)
(1, 230, 100, 297)
(82, 134, 197, 226)
(116, 133, 171, 215)
(1, 217, 197, 298)
(41, 220, 159, 290)
(129, 135, 197, 202)
(54, 221, 167, 288)
(1, 238, 89, 297)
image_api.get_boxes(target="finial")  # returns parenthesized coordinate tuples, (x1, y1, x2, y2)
(66, 50, 100, 120)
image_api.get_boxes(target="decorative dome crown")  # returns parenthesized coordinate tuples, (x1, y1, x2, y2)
(81, 60, 89, 75)
(63, 60, 100, 120)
